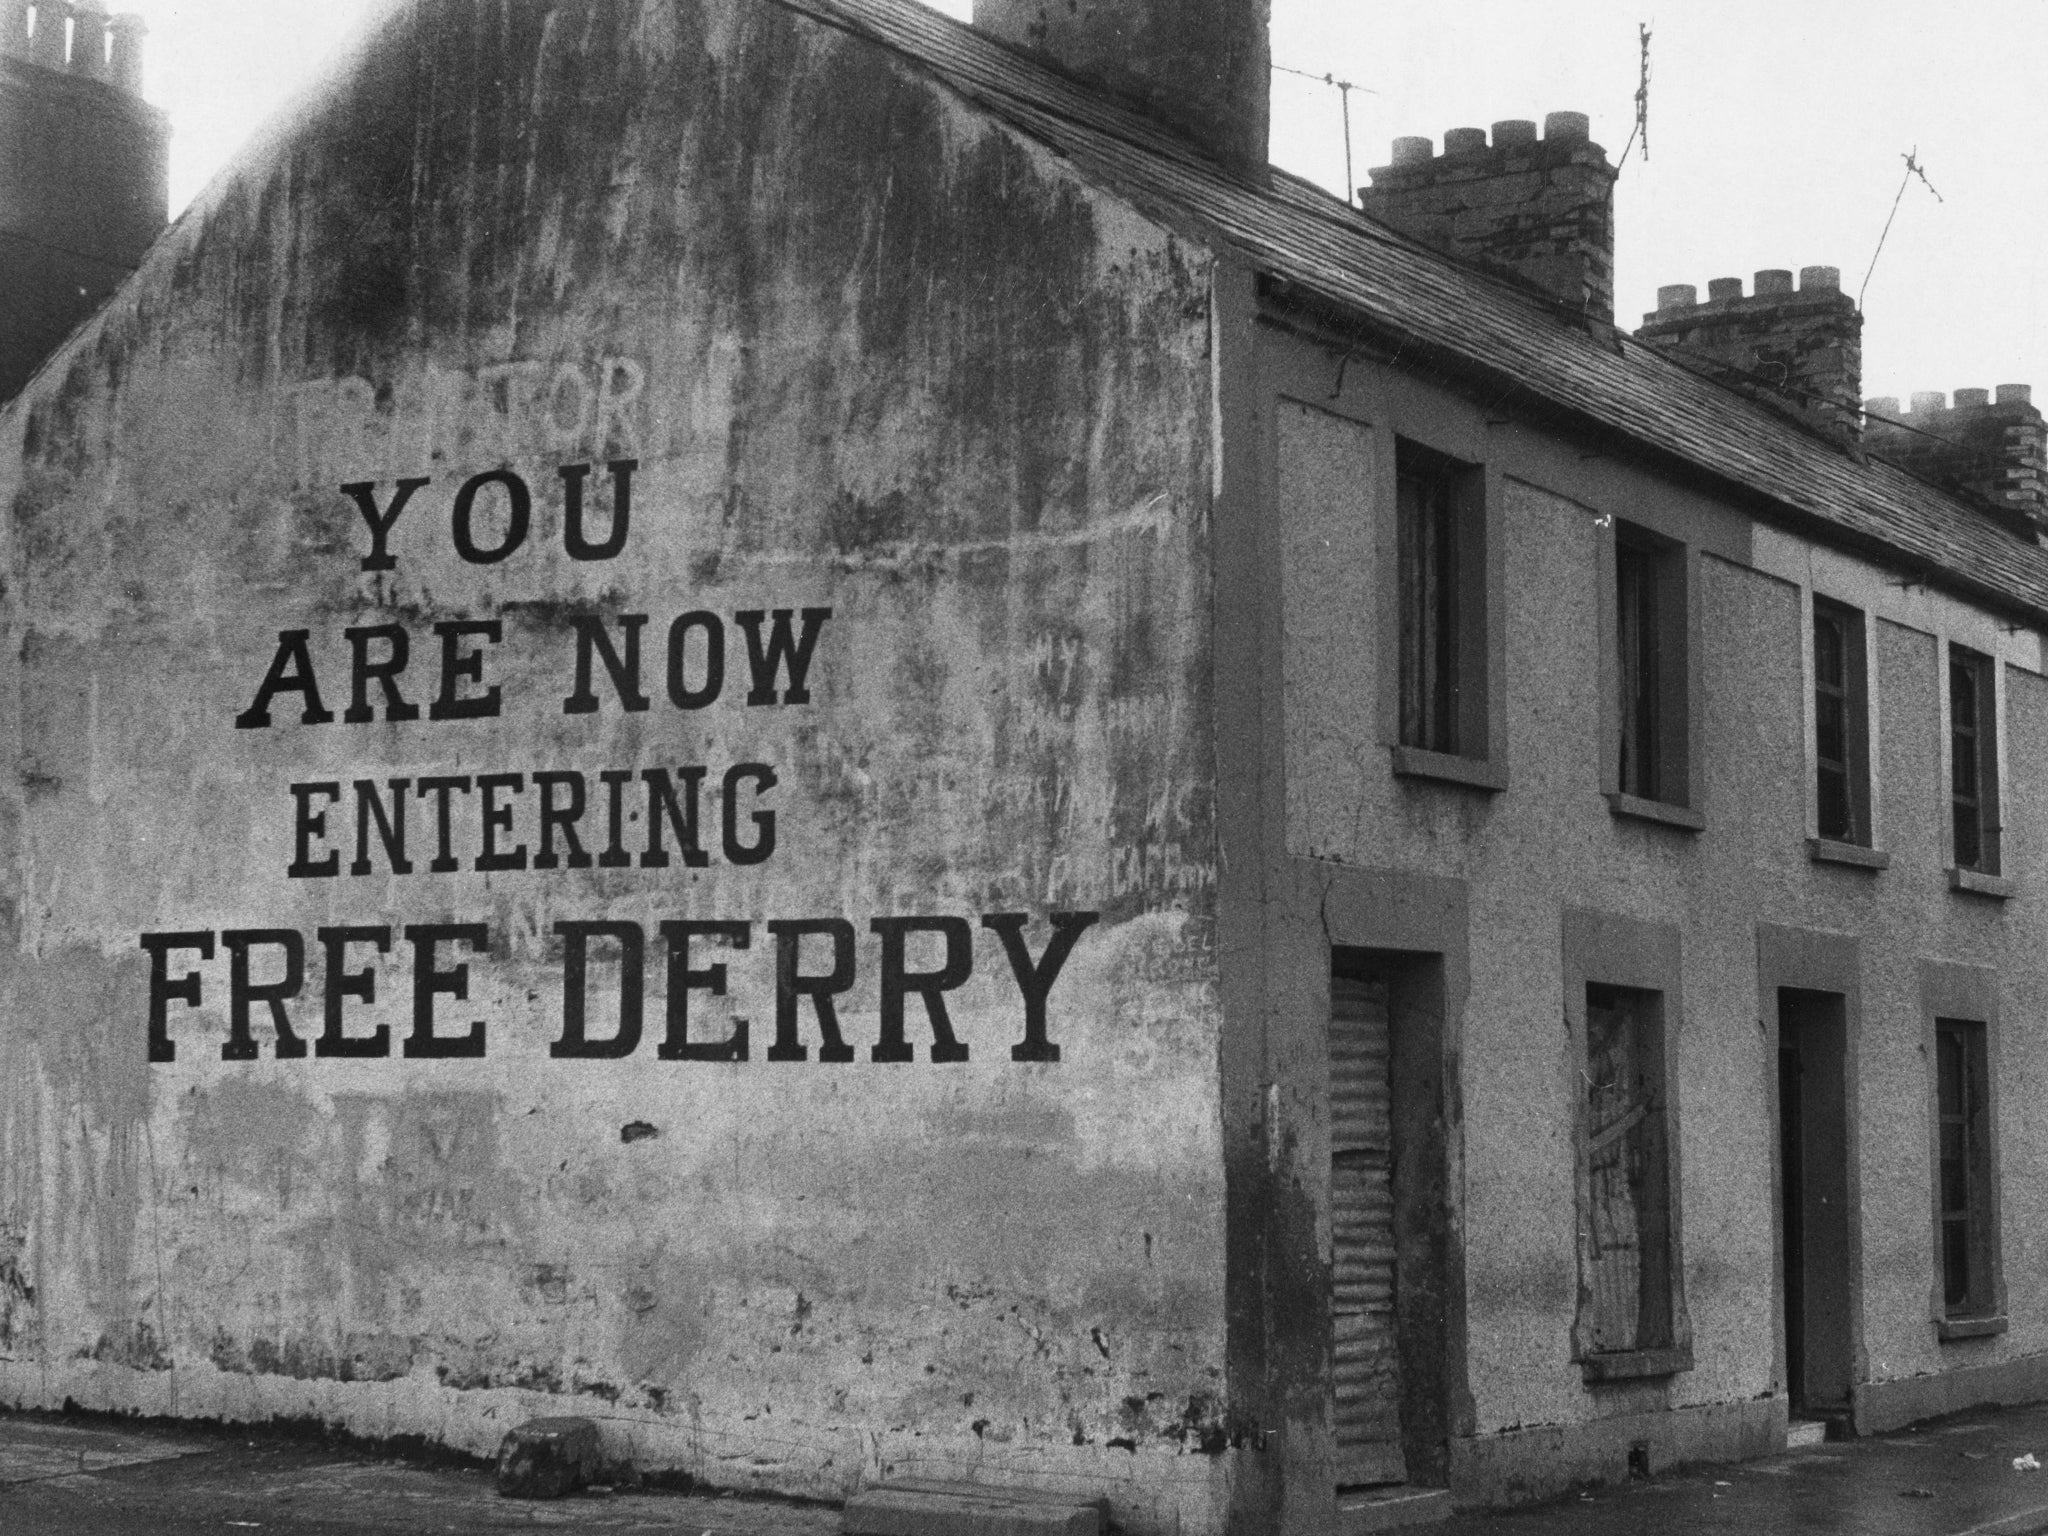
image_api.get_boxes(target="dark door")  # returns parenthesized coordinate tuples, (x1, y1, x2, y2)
(1778, 989, 1853, 1413)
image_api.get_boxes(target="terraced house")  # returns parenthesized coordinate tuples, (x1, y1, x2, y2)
(3, 0, 2048, 1532)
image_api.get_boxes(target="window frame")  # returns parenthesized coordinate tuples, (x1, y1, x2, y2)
(1810, 593, 1884, 868)
(1379, 434, 1507, 792)
(1920, 961, 2005, 1339)
(1580, 982, 1678, 1359)
(1599, 518, 1701, 829)
(1563, 909, 1694, 1382)
(1934, 1019, 1997, 1322)
(1945, 643, 2003, 880)
(1809, 595, 1876, 853)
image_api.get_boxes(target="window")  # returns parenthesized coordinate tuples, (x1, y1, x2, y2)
(1935, 1019, 1996, 1319)
(1615, 540, 1661, 799)
(1949, 646, 2000, 875)
(1395, 439, 1488, 762)
(1566, 910, 1692, 1379)
(1597, 520, 1695, 831)
(1607, 522, 1693, 818)
(1812, 598, 1872, 845)
(1581, 984, 1675, 1358)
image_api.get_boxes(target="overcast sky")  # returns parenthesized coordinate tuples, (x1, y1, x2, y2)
(119, 0, 2044, 406)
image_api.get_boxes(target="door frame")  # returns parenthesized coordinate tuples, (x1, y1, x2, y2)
(1757, 925, 1867, 1425)
(1329, 946, 1455, 1488)
(1312, 866, 1473, 1487)
(1777, 987, 1854, 1413)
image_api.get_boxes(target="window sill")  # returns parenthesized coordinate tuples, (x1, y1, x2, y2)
(1579, 1345, 1694, 1383)
(1809, 838, 1890, 870)
(1936, 1314, 2008, 1342)
(1948, 867, 2014, 900)
(1390, 745, 1508, 793)
(1605, 792, 1705, 833)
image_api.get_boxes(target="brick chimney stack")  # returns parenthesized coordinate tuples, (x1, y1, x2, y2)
(0, 0, 167, 399)
(1634, 267, 1862, 442)
(1356, 114, 1617, 321)
(972, 0, 1271, 179)
(1863, 387, 2047, 539)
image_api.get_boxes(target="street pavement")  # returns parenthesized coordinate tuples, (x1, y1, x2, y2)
(1438, 1402, 2048, 1536)
(0, 1412, 840, 1535)
(14, 1402, 2048, 1534)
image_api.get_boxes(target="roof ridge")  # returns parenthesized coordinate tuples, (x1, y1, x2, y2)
(772, 0, 2048, 623)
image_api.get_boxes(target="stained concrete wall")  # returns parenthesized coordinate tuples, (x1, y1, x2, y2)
(1260, 312, 2048, 1501)
(0, 3, 1232, 1531)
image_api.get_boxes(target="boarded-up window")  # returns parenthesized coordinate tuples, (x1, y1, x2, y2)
(1330, 973, 1406, 1488)
(1582, 984, 1673, 1354)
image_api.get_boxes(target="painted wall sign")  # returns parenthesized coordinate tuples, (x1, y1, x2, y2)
(140, 454, 1100, 1068)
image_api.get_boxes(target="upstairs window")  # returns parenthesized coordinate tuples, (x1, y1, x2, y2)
(1611, 522, 1689, 809)
(1813, 598, 1872, 845)
(1395, 440, 1489, 762)
(1949, 646, 2000, 875)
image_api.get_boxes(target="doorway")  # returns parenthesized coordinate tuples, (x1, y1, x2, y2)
(1777, 988, 1853, 1417)
(1329, 950, 1452, 1490)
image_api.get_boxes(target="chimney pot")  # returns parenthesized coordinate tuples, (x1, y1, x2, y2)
(1753, 269, 1794, 296)
(1491, 119, 1537, 148)
(1800, 265, 1841, 293)
(1708, 277, 1744, 303)
(1865, 397, 1901, 418)
(1443, 126, 1487, 156)
(70, 0, 109, 80)
(1656, 284, 1698, 313)
(1911, 391, 1947, 414)
(1543, 110, 1590, 143)
(106, 10, 143, 92)
(1390, 135, 1434, 167)
(1954, 388, 1991, 409)
(1997, 384, 2032, 406)
(28, 0, 66, 68)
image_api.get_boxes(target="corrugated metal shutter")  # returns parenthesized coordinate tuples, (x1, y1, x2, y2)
(1330, 974, 1407, 1488)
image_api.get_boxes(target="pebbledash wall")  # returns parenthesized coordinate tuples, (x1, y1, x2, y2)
(0, 1, 1232, 1531)
(1251, 318, 2048, 1500)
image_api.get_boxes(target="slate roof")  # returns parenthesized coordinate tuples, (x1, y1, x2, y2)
(780, 0, 2048, 628)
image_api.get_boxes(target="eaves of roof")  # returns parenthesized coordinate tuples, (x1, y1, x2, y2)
(775, 0, 2048, 633)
